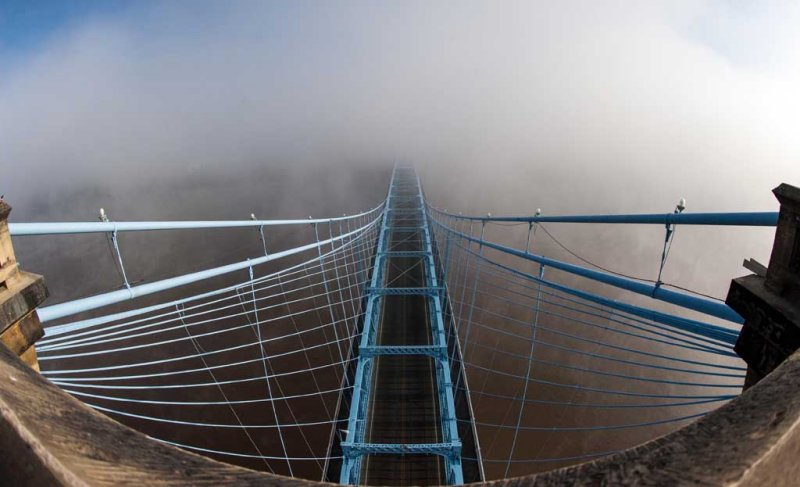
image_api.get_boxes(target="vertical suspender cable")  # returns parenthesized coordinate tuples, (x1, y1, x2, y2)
(248, 263, 293, 477)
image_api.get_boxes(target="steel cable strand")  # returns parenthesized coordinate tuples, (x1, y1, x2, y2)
(39, 232, 377, 349)
(456, 386, 734, 409)
(157, 438, 345, 462)
(458, 276, 737, 357)
(462, 411, 708, 432)
(59, 382, 355, 406)
(245, 263, 293, 475)
(41, 276, 370, 364)
(40, 257, 372, 354)
(447, 259, 740, 358)
(78, 402, 349, 429)
(463, 254, 738, 353)
(177, 302, 274, 472)
(465, 254, 738, 352)
(462, 330, 742, 388)
(275, 264, 334, 421)
(321, 218, 378, 480)
(450, 298, 744, 372)
(461, 361, 736, 399)
(51, 352, 361, 389)
(429, 214, 739, 342)
(312, 222, 346, 386)
(44, 321, 363, 380)
(39, 213, 384, 334)
(464, 329, 744, 378)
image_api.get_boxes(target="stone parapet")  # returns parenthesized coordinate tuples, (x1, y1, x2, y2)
(727, 183, 800, 388)
(0, 199, 47, 369)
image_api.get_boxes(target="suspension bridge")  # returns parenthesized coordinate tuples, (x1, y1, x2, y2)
(1, 167, 799, 486)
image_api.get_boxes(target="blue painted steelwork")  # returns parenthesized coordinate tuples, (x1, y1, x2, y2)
(469, 247, 739, 345)
(359, 345, 448, 360)
(428, 216, 743, 324)
(9, 206, 384, 236)
(339, 171, 395, 485)
(365, 286, 444, 296)
(37, 215, 382, 323)
(416, 172, 464, 485)
(339, 168, 464, 485)
(377, 251, 432, 258)
(428, 206, 778, 227)
(341, 442, 462, 457)
(388, 226, 424, 231)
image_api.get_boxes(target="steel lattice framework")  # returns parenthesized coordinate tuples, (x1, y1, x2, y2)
(7, 166, 781, 484)
(339, 167, 464, 485)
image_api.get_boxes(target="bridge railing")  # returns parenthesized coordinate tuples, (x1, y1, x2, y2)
(427, 208, 778, 226)
(8, 199, 389, 480)
(11, 204, 385, 324)
(424, 203, 778, 479)
(3, 176, 798, 485)
(427, 206, 777, 324)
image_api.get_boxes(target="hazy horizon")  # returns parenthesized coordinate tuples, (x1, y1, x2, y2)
(1, 1, 798, 481)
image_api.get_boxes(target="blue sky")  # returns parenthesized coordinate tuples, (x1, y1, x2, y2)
(1, 0, 798, 302)
(0, 0, 136, 55)
(1, 1, 799, 212)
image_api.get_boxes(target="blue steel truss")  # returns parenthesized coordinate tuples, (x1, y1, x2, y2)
(359, 345, 448, 360)
(427, 218, 742, 324)
(341, 442, 462, 457)
(365, 286, 444, 296)
(377, 250, 432, 258)
(339, 167, 464, 485)
(388, 226, 424, 231)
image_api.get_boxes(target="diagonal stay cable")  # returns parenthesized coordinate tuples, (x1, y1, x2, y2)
(177, 303, 274, 473)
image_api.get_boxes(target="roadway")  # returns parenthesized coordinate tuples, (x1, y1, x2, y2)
(360, 182, 445, 485)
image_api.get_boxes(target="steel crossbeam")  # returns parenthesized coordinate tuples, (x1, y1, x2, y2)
(339, 173, 394, 485)
(359, 345, 448, 360)
(387, 208, 423, 214)
(339, 168, 464, 484)
(341, 442, 462, 458)
(366, 286, 443, 296)
(416, 172, 464, 485)
(339, 167, 464, 485)
(389, 226, 424, 231)
(377, 250, 431, 258)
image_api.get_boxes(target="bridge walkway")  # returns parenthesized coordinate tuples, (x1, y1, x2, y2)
(360, 173, 444, 485)
(334, 167, 468, 486)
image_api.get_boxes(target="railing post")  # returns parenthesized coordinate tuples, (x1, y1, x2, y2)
(0, 199, 48, 370)
(727, 183, 800, 389)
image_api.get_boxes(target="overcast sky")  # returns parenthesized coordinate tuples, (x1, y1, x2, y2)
(2, 3, 796, 476)
(2, 1, 799, 212)
(2, 0, 798, 278)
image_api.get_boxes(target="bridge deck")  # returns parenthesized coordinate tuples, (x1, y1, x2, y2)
(361, 212, 444, 485)
(331, 168, 474, 485)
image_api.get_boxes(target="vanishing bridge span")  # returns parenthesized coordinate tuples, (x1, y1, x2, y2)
(1, 168, 799, 486)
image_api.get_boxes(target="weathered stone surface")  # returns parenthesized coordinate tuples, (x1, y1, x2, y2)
(0, 198, 47, 370)
(0, 200, 22, 289)
(2, 185, 799, 485)
(765, 183, 800, 302)
(0, 271, 48, 335)
(728, 274, 800, 379)
(0, 343, 317, 486)
(18, 345, 39, 371)
(3, 336, 800, 485)
(485, 349, 800, 486)
(0, 310, 44, 356)
(0, 200, 11, 223)
(726, 183, 800, 387)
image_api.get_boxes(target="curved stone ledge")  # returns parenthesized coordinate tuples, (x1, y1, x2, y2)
(0, 344, 306, 486)
(487, 348, 800, 486)
(2, 341, 799, 486)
